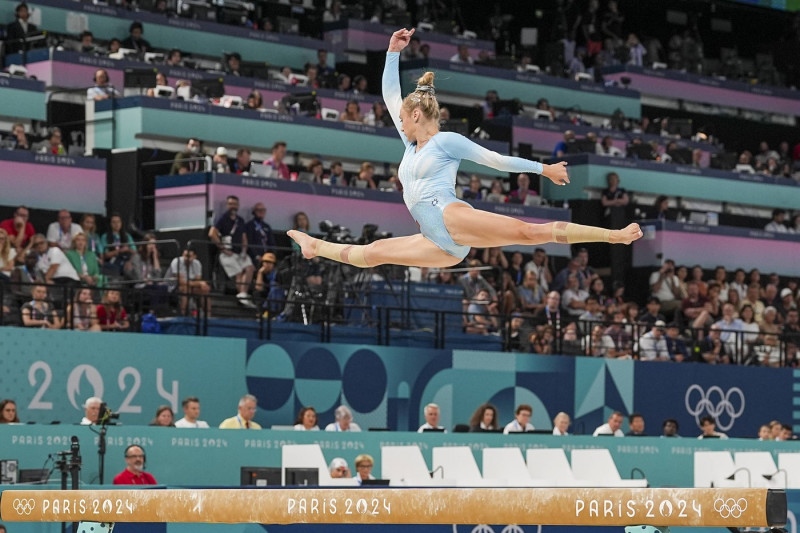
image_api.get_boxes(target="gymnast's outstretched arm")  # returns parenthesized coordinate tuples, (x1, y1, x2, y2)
(438, 131, 570, 186)
(382, 51, 410, 147)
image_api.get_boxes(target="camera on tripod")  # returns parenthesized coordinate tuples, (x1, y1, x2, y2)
(358, 223, 392, 244)
(98, 402, 120, 425)
(319, 220, 354, 244)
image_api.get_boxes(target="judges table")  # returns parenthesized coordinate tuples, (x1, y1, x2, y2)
(541, 154, 800, 210)
(0, 0, 331, 70)
(18, 49, 382, 116)
(0, 150, 106, 213)
(154, 171, 571, 257)
(400, 59, 641, 118)
(604, 64, 800, 117)
(501, 115, 719, 166)
(0, 74, 46, 121)
(634, 218, 800, 276)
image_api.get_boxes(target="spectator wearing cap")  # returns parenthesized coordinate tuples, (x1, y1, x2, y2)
(212, 147, 230, 173)
(121, 21, 151, 55)
(638, 320, 670, 361)
(777, 287, 797, 323)
(254, 251, 285, 315)
(664, 322, 690, 362)
(245, 202, 275, 265)
(328, 457, 350, 478)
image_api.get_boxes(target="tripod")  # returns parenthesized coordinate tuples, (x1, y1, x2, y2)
(56, 436, 81, 533)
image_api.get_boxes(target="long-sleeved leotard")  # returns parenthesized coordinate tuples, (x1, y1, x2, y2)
(382, 52, 545, 258)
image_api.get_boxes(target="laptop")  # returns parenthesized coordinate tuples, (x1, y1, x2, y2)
(250, 163, 275, 178)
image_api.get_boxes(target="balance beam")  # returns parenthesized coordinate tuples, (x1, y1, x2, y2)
(0, 488, 786, 527)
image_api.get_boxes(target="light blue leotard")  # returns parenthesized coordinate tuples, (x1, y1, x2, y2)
(382, 52, 545, 259)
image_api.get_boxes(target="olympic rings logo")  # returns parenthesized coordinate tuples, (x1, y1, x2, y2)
(12, 498, 35, 515)
(714, 497, 747, 519)
(685, 385, 745, 431)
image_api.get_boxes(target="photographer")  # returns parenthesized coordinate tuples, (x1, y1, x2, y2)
(648, 259, 682, 316)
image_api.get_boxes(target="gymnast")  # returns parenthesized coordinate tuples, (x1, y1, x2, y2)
(289, 28, 642, 269)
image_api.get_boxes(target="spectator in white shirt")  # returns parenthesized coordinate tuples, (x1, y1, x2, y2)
(174, 396, 210, 428)
(417, 403, 446, 432)
(593, 411, 625, 437)
(503, 404, 535, 434)
(325, 405, 361, 432)
(552, 411, 571, 435)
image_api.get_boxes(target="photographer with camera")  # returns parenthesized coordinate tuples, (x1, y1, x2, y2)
(649, 259, 682, 317)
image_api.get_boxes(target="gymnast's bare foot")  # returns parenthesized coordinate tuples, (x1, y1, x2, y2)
(610, 223, 643, 245)
(287, 230, 318, 259)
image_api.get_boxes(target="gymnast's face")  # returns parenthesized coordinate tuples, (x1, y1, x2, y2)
(399, 108, 420, 142)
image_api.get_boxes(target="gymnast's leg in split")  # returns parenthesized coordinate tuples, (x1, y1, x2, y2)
(287, 209, 642, 270)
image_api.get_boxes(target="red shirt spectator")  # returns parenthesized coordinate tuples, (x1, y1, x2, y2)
(0, 206, 35, 249)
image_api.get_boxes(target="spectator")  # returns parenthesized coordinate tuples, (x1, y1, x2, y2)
(327, 161, 347, 186)
(10, 122, 30, 150)
(586, 323, 615, 357)
(339, 100, 364, 123)
(517, 271, 545, 314)
(305, 159, 326, 184)
(552, 130, 576, 158)
(508, 173, 539, 205)
(325, 405, 361, 432)
(264, 142, 290, 179)
(561, 273, 589, 318)
(552, 412, 571, 435)
(578, 294, 605, 325)
(593, 411, 624, 437)
(80, 397, 102, 425)
(777, 288, 797, 323)
(254, 252, 284, 316)
(485, 179, 507, 203)
(697, 324, 729, 364)
(336, 73, 351, 92)
(47, 210, 82, 250)
(328, 457, 350, 479)
(121, 21, 151, 55)
(661, 418, 680, 437)
(175, 397, 209, 428)
(450, 44, 473, 64)
(468, 403, 499, 432)
(601, 172, 629, 227)
(293, 406, 319, 431)
(219, 394, 260, 429)
(323, 0, 342, 23)
(638, 320, 670, 361)
(6, 2, 38, 54)
(32, 235, 78, 286)
(742, 283, 766, 323)
(524, 248, 552, 292)
(20, 284, 62, 329)
(697, 415, 728, 439)
(418, 403, 445, 432)
(664, 322, 690, 362)
(245, 90, 263, 110)
(460, 260, 496, 302)
(352, 75, 368, 94)
(316, 49, 335, 82)
(232, 148, 252, 175)
(0, 399, 20, 424)
(780, 424, 796, 441)
(649, 260, 682, 316)
(79, 213, 102, 259)
(209, 195, 256, 308)
(758, 424, 772, 440)
(765, 209, 788, 233)
(168, 248, 211, 316)
(150, 405, 175, 427)
(0, 229, 16, 279)
(170, 138, 206, 175)
(211, 147, 230, 173)
(462, 175, 485, 200)
(464, 288, 499, 334)
(96, 289, 129, 331)
(87, 68, 119, 101)
(503, 404, 535, 434)
(100, 213, 137, 279)
(113, 445, 157, 485)
(66, 233, 101, 286)
(290, 212, 310, 253)
(68, 288, 101, 331)
(166, 48, 182, 67)
(627, 413, 646, 436)
(353, 454, 375, 484)
(401, 36, 422, 60)
(352, 162, 377, 189)
(604, 311, 632, 358)
(244, 203, 275, 266)
(10, 250, 42, 301)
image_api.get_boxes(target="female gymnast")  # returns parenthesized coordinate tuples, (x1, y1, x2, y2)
(289, 28, 642, 269)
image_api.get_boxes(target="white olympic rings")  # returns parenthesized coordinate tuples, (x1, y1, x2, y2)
(713, 497, 747, 519)
(12, 498, 35, 515)
(685, 384, 745, 431)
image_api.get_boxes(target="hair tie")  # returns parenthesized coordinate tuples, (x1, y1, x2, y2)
(415, 84, 435, 95)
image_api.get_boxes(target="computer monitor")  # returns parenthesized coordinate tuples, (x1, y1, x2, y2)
(285, 468, 319, 486)
(240, 466, 282, 487)
(492, 99, 523, 117)
(627, 143, 655, 160)
(667, 148, 693, 165)
(124, 68, 158, 89)
(667, 118, 693, 138)
(421, 427, 445, 433)
(360, 479, 391, 486)
(18, 468, 49, 484)
(566, 138, 596, 154)
(192, 77, 225, 99)
(710, 152, 737, 170)
(279, 93, 320, 117)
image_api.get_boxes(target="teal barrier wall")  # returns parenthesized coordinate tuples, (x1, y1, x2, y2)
(0, 76, 46, 121)
(92, 98, 511, 176)
(0, 0, 331, 70)
(541, 154, 800, 209)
